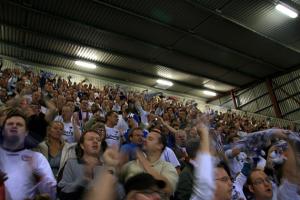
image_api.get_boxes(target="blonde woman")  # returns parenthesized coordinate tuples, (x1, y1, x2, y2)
(34, 121, 76, 178)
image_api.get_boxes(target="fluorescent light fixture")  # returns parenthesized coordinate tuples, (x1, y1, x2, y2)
(75, 60, 97, 69)
(203, 90, 217, 96)
(276, 4, 298, 18)
(156, 79, 173, 87)
(204, 84, 216, 89)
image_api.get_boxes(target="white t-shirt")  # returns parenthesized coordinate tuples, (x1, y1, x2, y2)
(105, 125, 121, 147)
(160, 147, 181, 168)
(115, 115, 129, 136)
(0, 148, 56, 200)
(63, 122, 78, 143)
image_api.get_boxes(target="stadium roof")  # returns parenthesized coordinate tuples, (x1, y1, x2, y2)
(1, 0, 300, 100)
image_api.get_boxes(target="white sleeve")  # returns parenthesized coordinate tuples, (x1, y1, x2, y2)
(190, 153, 215, 200)
(34, 153, 57, 200)
(225, 149, 233, 158)
(233, 173, 247, 200)
(135, 103, 149, 125)
(278, 179, 300, 200)
(160, 147, 180, 168)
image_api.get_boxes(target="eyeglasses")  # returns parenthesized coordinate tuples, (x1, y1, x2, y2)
(215, 176, 233, 183)
(252, 177, 272, 186)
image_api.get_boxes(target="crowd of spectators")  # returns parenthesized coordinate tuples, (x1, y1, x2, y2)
(0, 66, 299, 200)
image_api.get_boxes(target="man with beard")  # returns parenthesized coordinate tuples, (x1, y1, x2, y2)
(0, 109, 56, 200)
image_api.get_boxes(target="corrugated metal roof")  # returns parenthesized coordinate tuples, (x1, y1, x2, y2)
(1, 0, 300, 106)
(222, 0, 300, 45)
(98, 0, 212, 30)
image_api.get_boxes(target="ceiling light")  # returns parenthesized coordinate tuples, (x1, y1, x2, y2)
(156, 79, 173, 87)
(204, 84, 216, 89)
(203, 90, 217, 96)
(276, 4, 298, 18)
(75, 61, 97, 69)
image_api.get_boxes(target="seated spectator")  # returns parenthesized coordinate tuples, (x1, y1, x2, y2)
(0, 109, 56, 200)
(34, 121, 77, 178)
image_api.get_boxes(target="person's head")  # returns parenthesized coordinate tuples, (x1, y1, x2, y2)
(178, 109, 187, 120)
(2, 109, 28, 150)
(129, 127, 144, 146)
(175, 130, 187, 147)
(246, 169, 273, 200)
(214, 162, 233, 200)
(105, 111, 119, 127)
(125, 173, 165, 200)
(90, 122, 107, 152)
(144, 129, 167, 154)
(185, 139, 200, 160)
(91, 103, 100, 114)
(31, 91, 41, 104)
(188, 126, 199, 139)
(76, 130, 102, 158)
(80, 99, 89, 112)
(62, 105, 73, 121)
(47, 121, 64, 141)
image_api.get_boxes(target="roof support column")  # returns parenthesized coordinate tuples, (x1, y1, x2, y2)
(266, 79, 282, 118)
(230, 90, 238, 109)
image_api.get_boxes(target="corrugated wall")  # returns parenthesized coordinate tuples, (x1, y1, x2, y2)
(211, 68, 300, 129)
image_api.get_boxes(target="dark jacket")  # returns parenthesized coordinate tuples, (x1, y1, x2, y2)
(174, 162, 194, 200)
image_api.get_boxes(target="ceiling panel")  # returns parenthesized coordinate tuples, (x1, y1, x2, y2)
(238, 62, 278, 78)
(25, 11, 163, 61)
(221, 71, 256, 86)
(173, 35, 248, 69)
(1, 0, 300, 103)
(221, 0, 300, 45)
(156, 50, 230, 79)
(30, 0, 185, 47)
(194, 15, 300, 68)
(98, 0, 211, 30)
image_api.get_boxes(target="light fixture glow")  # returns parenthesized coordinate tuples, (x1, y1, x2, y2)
(276, 4, 298, 18)
(75, 61, 97, 69)
(203, 90, 217, 96)
(204, 84, 216, 89)
(156, 79, 173, 87)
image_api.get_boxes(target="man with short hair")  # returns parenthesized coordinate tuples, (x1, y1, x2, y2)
(120, 127, 144, 164)
(0, 110, 56, 200)
(246, 169, 273, 200)
(105, 111, 121, 147)
(121, 130, 178, 196)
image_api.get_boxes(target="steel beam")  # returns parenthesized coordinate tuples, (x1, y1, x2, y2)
(266, 79, 282, 118)
(0, 39, 224, 94)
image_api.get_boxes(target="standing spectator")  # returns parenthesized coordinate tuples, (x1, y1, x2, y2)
(120, 127, 144, 164)
(121, 130, 178, 196)
(58, 130, 107, 200)
(174, 139, 200, 200)
(34, 121, 77, 178)
(0, 109, 56, 200)
(105, 111, 121, 147)
(56, 105, 81, 143)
